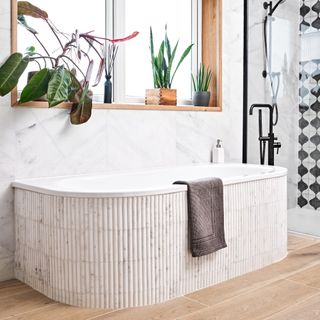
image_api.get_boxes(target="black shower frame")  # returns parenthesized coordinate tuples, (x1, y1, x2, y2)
(243, 0, 248, 163)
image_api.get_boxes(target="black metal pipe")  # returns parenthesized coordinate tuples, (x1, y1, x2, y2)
(249, 104, 273, 134)
(249, 104, 277, 166)
(242, 0, 248, 164)
(259, 110, 264, 164)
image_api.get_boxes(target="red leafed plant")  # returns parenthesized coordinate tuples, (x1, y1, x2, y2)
(0, 1, 138, 124)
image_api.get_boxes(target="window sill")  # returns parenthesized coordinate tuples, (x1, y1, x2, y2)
(12, 101, 222, 112)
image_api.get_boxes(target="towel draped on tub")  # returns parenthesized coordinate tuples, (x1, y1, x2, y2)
(174, 178, 227, 257)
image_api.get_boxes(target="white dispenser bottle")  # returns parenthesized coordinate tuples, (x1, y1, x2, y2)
(213, 139, 224, 163)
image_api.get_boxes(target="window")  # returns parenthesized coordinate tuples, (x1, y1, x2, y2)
(14, 0, 222, 110)
(109, 0, 201, 104)
(17, 0, 106, 96)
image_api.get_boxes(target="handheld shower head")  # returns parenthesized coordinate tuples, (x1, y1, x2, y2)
(263, 0, 286, 16)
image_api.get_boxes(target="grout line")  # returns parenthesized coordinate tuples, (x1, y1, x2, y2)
(262, 291, 320, 320)
(182, 295, 210, 308)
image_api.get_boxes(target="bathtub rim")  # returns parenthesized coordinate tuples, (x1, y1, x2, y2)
(11, 163, 287, 198)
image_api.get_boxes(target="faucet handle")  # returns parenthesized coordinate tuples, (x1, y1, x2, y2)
(274, 142, 281, 154)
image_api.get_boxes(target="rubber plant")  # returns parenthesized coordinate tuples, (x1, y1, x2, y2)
(149, 25, 194, 89)
(0, 1, 138, 124)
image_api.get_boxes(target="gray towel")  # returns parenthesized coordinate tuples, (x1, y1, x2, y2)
(174, 178, 227, 257)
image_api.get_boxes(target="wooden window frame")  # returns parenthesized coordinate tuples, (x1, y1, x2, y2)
(10, 0, 222, 112)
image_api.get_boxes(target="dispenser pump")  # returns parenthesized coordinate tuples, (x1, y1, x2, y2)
(213, 139, 225, 163)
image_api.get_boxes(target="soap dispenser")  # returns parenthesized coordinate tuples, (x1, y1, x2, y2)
(213, 139, 224, 163)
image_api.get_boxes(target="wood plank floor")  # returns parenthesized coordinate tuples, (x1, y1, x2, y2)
(1, 233, 320, 320)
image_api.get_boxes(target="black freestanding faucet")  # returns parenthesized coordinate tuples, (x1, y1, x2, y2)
(249, 104, 281, 166)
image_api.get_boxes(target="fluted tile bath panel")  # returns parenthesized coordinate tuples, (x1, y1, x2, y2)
(14, 176, 287, 308)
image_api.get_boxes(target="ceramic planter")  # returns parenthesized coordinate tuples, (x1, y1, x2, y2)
(192, 91, 211, 107)
(145, 88, 177, 106)
(104, 75, 112, 103)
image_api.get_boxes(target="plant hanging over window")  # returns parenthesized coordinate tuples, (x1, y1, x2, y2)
(0, 1, 138, 124)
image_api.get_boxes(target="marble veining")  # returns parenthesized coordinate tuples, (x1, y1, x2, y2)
(247, 0, 300, 209)
(0, 0, 244, 281)
(14, 174, 287, 308)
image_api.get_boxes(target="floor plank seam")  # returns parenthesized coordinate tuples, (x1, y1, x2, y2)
(182, 295, 210, 308)
(285, 278, 320, 291)
(86, 309, 121, 320)
(280, 260, 320, 279)
(0, 302, 60, 320)
(176, 269, 320, 320)
(261, 291, 320, 320)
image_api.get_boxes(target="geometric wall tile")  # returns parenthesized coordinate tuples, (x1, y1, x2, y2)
(299, 132, 309, 145)
(310, 196, 320, 209)
(299, 1, 320, 209)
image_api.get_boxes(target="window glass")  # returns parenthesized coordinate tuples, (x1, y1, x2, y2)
(18, 0, 105, 96)
(115, 0, 194, 102)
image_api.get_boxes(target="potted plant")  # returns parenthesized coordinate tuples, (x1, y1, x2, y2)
(0, 1, 138, 124)
(191, 64, 212, 107)
(104, 32, 139, 103)
(146, 26, 193, 106)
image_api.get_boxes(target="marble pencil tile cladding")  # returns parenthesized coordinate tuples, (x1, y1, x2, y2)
(14, 175, 287, 308)
(0, 0, 244, 280)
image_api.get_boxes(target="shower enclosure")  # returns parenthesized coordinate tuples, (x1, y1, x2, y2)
(245, 0, 320, 236)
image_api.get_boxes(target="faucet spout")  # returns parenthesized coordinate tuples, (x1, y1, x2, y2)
(249, 104, 273, 115)
(249, 104, 280, 166)
(249, 104, 273, 134)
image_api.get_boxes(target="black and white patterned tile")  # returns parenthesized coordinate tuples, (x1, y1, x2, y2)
(299, 55, 320, 209)
(300, 0, 320, 33)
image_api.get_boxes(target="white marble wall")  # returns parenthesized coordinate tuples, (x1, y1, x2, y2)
(247, 0, 300, 209)
(0, 0, 244, 281)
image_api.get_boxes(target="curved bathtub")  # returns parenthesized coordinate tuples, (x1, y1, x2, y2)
(13, 164, 288, 309)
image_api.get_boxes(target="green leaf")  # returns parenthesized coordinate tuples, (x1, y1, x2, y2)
(164, 25, 172, 62)
(70, 87, 92, 125)
(68, 71, 82, 102)
(18, 1, 48, 19)
(204, 68, 212, 91)
(170, 44, 194, 87)
(157, 41, 165, 87)
(150, 25, 193, 89)
(193, 64, 212, 92)
(150, 27, 157, 87)
(19, 68, 51, 103)
(166, 41, 178, 88)
(0, 53, 29, 96)
(47, 66, 72, 107)
(25, 46, 36, 56)
(191, 74, 196, 92)
(17, 15, 38, 34)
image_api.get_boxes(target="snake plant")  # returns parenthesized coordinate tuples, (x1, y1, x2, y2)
(149, 26, 193, 89)
(192, 64, 212, 92)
